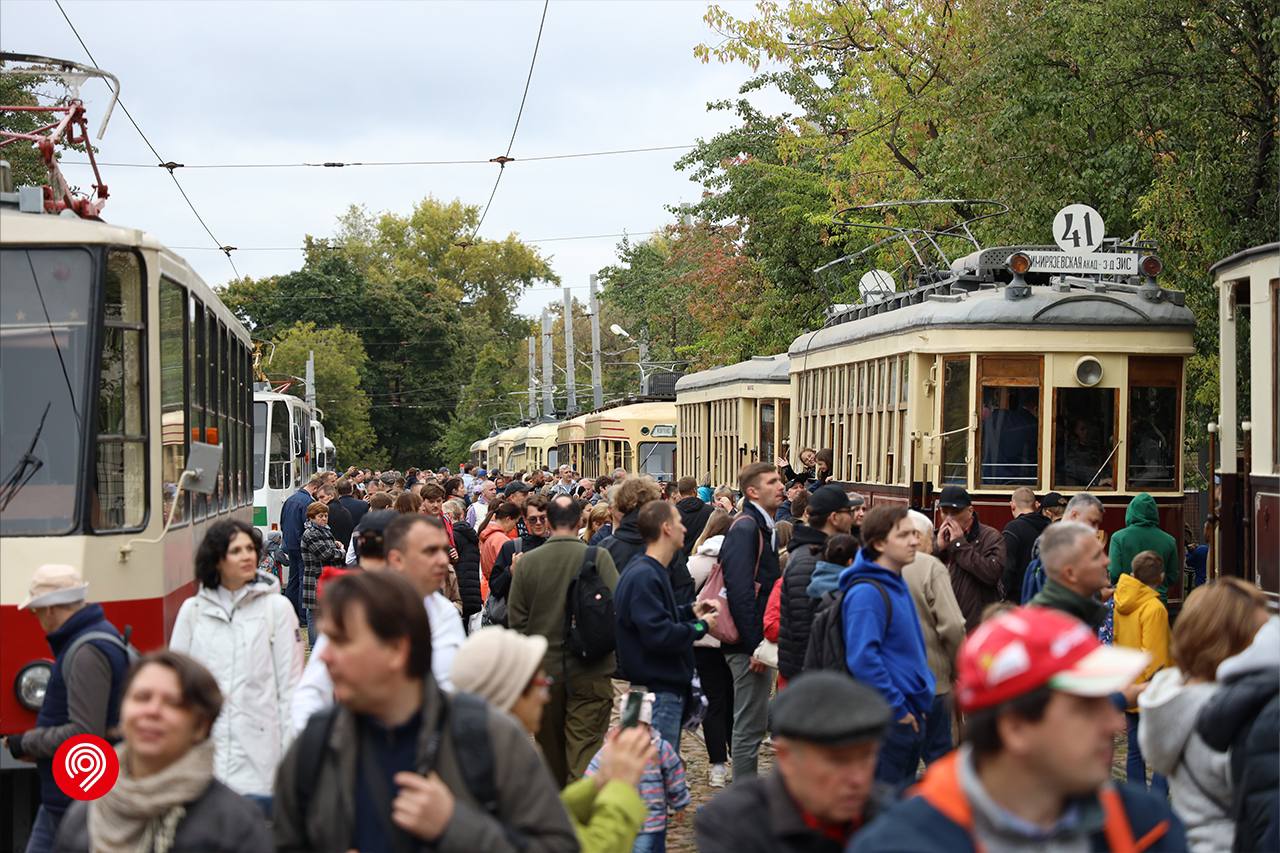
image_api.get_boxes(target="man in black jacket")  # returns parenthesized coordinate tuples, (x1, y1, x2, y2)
(334, 477, 369, 530)
(777, 486, 855, 681)
(719, 461, 784, 779)
(603, 478, 695, 604)
(697, 672, 893, 853)
(675, 476, 714, 557)
(999, 486, 1050, 600)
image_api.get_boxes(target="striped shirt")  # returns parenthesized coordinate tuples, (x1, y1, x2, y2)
(586, 729, 689, 833)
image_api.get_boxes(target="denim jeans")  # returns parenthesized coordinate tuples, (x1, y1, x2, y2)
(284, 549, 304, 617)
(921, 692, 953, 766)
(305, 608, 316, 646)
(725, 652, 773, 779)
(25, 805, 59, 853)
(632, 829, 666, 853)
(649, 690, 684, 753)
(1125, 712, 1169, 796)
(876, 718, 924, 789)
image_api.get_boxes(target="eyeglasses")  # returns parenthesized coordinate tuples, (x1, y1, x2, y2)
(527, 515, 548, 525)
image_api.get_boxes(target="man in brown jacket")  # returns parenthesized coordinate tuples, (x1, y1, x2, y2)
(274, 571, 576, 853)
(932, 486, 1005, 631)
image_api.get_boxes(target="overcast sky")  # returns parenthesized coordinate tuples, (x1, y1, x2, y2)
(4, 0, 789, 317)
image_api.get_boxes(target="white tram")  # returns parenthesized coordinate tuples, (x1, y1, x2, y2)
(251, 387, 319, 534)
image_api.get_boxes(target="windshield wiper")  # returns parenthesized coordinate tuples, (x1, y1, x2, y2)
(0, 402, 50, 512)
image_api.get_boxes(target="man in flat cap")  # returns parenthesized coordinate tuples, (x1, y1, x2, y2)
(5, 565, 133, 851)
(695, 671, 895, 853)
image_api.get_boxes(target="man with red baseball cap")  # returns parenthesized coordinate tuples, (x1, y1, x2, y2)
(852, 607, 1188, 852)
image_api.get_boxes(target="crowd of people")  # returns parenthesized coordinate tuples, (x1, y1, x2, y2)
(7, 453, 1276, 853)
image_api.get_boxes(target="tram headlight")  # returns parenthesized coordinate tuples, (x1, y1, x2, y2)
(15, 662, 52, 712)
(1007, 252, 1032, 276)
(1075, 356, 1104, 387)
(1140, 255, 1163, 277)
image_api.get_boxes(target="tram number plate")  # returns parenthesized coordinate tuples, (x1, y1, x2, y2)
(1026, 251, 1139, 276)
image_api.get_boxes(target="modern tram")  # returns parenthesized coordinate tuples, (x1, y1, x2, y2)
(1210, 242, 1279, 601)
(676, 354, 791, 489)
(251, 387, 320, 535)
(0, 181, 254, 812)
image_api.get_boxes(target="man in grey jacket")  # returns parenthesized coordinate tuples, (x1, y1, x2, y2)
(274, 571, 576, 853)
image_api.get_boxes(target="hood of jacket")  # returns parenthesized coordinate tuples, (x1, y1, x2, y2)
(1114, 572, 1158, 616)
(1218, 615, 1279, 682)
(613, 510, 643, 545)
(807, 560, 847, 599)
(480, 524, 509, 545)
(676, 496, 705, 515)
(1125, 492, 1160, 527)
(694, 534, 724, 557)
(1137, 667, 1219, 770)
(787, 522, 827, 554)
(198, 570, 282, 604)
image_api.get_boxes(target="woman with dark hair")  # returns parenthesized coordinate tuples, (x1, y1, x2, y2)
(478, 499, 522, 600)
(170, 519, 302, 809)
(53, 651, 271, 852)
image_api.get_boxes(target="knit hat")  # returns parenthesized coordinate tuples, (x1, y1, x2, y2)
(450, 628, 547, 712)
(19, 564, 88, 610)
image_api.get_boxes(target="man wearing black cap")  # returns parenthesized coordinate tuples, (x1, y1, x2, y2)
(696, 671, 895, 853)
(776, 478, 807, 523)
(1000, 486, 1051, 602)
(933, 486, 1005, 631)
(778, 485, 855, 682)
(1040, 490, 1068, 522)
(505, 480, 532, 536)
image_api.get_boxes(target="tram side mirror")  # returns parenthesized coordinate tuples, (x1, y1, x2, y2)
(183, 441, 223, 495)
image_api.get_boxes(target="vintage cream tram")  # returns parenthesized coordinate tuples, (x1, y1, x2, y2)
(504, 425, 532, 475)
(489, 425, 524, 475)
(469, 437, 489, 470)
(676, 354, 791, 489)
(523, 420, 560, 473)
(557, 414, 587, 474)
(789, 238, 1195, 588)
(1209, 243, 1279, 600)
(581, 401, 678, 481)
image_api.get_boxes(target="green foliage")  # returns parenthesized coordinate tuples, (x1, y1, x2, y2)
(267, 322, 381, 467)
(0, 72, 68, 188)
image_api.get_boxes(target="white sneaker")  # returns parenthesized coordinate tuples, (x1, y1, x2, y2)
(709, 764, 727, 788)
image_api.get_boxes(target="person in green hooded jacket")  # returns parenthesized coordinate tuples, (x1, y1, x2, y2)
(1107, 493, 1180, 602)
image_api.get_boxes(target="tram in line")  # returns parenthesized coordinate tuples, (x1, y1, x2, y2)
(522, 420, 560, 473)
(1210, 243, 1279, 600)
(251, 387, 320, 535)
(557, 414, 587, 474)
(581, 401, 678, 482)
(469, 437, 489, 470)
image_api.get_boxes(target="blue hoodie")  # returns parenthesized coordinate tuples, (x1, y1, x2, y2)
(806, 559, 848, 599)
(838, 548, 935, 719)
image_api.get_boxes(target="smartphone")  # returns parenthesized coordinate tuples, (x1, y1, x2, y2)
(620, 690, 645, 729)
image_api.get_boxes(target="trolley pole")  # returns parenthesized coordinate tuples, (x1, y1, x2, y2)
(527, 336, 538, 420)
(305, 351, 316, 408)
(563, 287, 577, 416)
(589, 274, 603, 409)
(541, 307, 554, 418)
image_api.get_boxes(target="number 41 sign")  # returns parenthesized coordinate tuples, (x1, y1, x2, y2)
(1053, 204, 1105, 253)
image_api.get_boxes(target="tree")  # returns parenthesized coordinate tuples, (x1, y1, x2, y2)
(0, 72, 71, 188)
(266, 322, 381, 467)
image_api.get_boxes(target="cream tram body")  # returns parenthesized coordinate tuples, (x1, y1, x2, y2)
(1, 205, 253, 738)
(675, 354, 791, 489)
(788, 247, 1195, 591)
(556, 415, 587, 474)
(523, 421, 560, 473)
(581, 401, 678, 482)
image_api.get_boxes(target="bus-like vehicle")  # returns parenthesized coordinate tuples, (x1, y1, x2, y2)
(581, 401, 678, 482)
(676, 354, 791, 489)
(0, 167, 253, 829)
(1210, 242, 1278, 600)
(251, 387, 319, 535)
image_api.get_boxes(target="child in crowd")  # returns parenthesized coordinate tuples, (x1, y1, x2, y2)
(1114, 549, 1172, 795)
(586, 693, 689, 853)
(805, 533, 859, 600)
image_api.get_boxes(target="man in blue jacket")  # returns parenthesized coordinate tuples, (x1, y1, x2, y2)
(280, 473, 323, 617)
(613, 500, 720, 750)
(718, 461, 785, 779)
(853, 607, 1186, 853)
(840, 504, 935, 788)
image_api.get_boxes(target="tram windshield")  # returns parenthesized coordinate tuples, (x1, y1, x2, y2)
(638, 442, 676, 481)
(253, 401, 268, 490)
(0, 247, 95, 535)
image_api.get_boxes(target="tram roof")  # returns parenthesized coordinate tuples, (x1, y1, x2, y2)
(584, 400, 677, 422)
(675, 354, 790, 392)
(1209, 242, 1279, 278)
(794, 265, 1195, 358)
(526, 421, 560, 440)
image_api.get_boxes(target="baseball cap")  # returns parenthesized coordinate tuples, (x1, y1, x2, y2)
(475, 468, 488, 479)
(808, 485, 851, 516)
(1040, 491, 1067, 509)
(938, 485, 971, 510)
(503, 481, 531, 497)
(19, 564, 89, 610)
(954, 606, 1149, 713)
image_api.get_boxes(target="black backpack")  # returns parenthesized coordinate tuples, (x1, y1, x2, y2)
(564, 546, 615, 663)
(803, 579, 892, 672)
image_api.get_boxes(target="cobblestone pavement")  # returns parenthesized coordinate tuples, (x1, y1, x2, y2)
(667, 729, 775, 853)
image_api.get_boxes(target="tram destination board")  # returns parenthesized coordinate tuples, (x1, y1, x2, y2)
(1026, 250, 1139, 276)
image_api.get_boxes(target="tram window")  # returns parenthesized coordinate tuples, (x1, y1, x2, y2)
(1128, 356, 1181, 490)
(0, 248, 94, 536)
(159, 280, 188, 525)
(253, 401, 268, 490)
(620, 441, 633, 473)
(93, 250, 147, 532)
(760, 403, 776, 464)
(1054, 388, 1117, 489)
(978, 357, 1041, 488)
(190, 301, 206, 519)
(940, 357, 970, 485)
(639, 442, 675, 481)
(268, 400, 291, 489)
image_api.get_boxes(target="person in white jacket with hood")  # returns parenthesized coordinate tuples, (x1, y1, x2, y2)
(687, 509, 734, 788)
(1138, 577, 1272, 853)
(170, 519, 303, 807)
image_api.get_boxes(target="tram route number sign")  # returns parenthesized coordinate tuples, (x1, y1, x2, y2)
(1026, 250, 1139, 276)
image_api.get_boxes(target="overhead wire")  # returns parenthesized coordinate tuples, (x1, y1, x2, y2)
(171, 229, 659, 254)
(52, 0, 241, 279)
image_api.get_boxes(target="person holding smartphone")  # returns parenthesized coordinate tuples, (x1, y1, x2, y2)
(613, 500, 722, 751)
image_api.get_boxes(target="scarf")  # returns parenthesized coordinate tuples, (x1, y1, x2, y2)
(88, 739, 215, 853)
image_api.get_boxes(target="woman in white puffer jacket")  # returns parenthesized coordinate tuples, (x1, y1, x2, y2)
(170, 519, 303, 802)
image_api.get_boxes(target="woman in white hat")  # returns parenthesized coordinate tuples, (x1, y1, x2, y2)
(169, 520, 302, 812)
(451, 627, 653, 853)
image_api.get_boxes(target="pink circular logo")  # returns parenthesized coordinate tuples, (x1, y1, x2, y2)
(53, 734, 119, 800)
